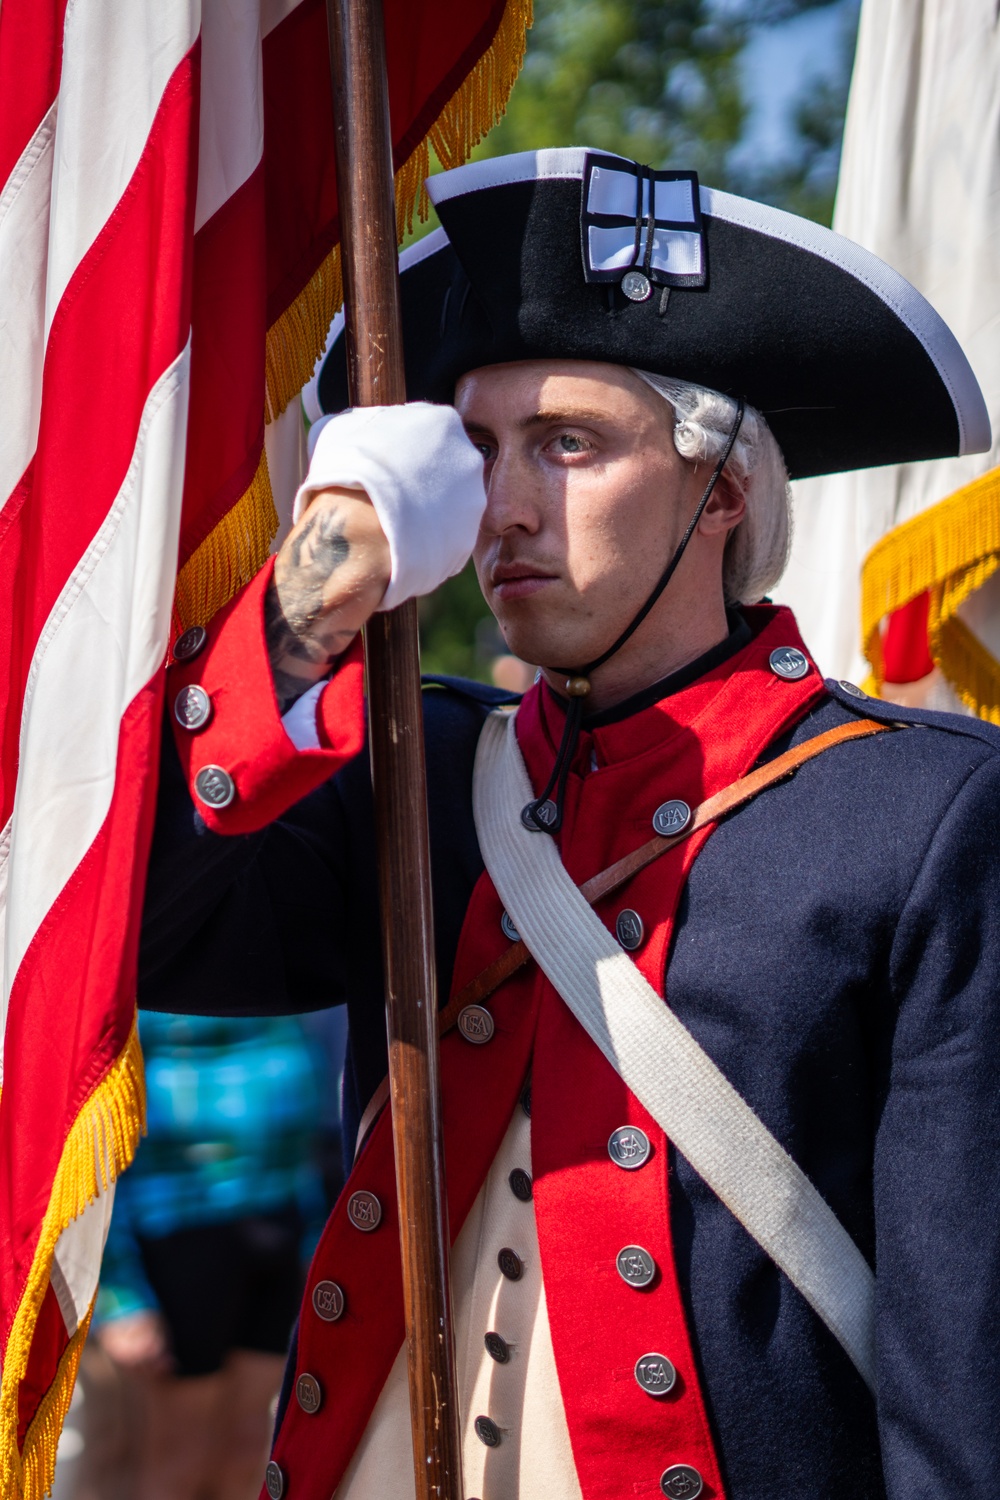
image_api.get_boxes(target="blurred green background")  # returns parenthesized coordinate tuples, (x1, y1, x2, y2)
(415, 0, 861, 680)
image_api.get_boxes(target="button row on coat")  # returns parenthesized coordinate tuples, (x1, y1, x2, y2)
(170, 628, 240, 812)
(606, 1130, 704, 1496)
(474, 1120, 534, 1452)
(293, 1188, 386, 1434)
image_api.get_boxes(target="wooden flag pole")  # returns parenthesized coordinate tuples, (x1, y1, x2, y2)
(325, 3, 465, 1498)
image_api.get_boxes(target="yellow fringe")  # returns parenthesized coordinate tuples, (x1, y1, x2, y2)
(263, 0, 533, 425)
(1, 1018, 146, 1500)
(20, 1310, 93, 1500)
(393, 0, 535, 239)
(265, 244, 343, 425)
(936, 613, 1000, 725)
(860, 464, 1000, 719)
(172, 443, 278, 637)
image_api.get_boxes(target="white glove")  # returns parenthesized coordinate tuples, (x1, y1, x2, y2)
(295, 403, 486, 612)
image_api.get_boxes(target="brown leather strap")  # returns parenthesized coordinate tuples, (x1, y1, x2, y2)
(355, 715, 892, 1158)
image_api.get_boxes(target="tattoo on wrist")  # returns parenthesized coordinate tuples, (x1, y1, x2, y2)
(266, 508, 355, 713)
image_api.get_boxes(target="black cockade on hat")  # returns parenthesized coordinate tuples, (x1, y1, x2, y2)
(309, 147, 989, 479)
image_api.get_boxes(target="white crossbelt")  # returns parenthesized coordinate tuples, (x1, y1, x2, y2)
(472, 708, 876, 1393)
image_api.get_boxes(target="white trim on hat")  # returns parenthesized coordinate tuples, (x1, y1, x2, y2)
(701, 186, 991, 457)
(425, 147, 589, 206)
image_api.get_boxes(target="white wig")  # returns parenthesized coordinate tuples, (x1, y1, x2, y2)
(632, 369, 792, 606)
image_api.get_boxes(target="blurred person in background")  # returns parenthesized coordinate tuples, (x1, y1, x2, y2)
(83, 1010, 330, 1500)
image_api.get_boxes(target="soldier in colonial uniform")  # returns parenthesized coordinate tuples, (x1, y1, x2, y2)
(142, 149, 1000, 1499)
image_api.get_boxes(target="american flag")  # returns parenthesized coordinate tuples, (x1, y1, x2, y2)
(0, 2, 528, 1492)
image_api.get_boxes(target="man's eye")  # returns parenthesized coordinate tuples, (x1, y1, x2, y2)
(474, 442, 495, 460)
(557, 434, 587, 453)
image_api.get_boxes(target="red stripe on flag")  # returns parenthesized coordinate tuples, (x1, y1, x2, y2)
(0, 47, 200, 826)
(179, 165, 267, 563)
(0, 676, 164, 1393)
(16, 1286, 65, 1447)
(0, 0, 69, 188)
(883, 592, 934, 683)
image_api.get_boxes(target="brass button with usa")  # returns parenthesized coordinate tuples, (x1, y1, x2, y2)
(616, 1244, 656, 1288)
(769, 645, 809, 681)
(615, 909, 644, 951)
(498, 1247, 523, 1281)
(172, 624, 207, 663)
(474, 1415, 501, 1448)
(608, 1125, 651, 1170)
(635, 1351, 677, 1397)
(457, 1004, 494, 1044)
(264, 1460, 285, 1499)
(174, 684, 212, 731)
(660, 1464, 703, 1498)
(652, 799, 691, 837)
(521, 798, 557, 830)
(194, 765, 235, 809)
(347, 1190, 382, 1232)
(484, 1331, 510, 1364)
(508, 1168, 532, 1202)
(311, 1279, 345, 1322)
(500, 910, 520, 942)
(295, 1373, 323, 1414)
(621, 269, 652, 301)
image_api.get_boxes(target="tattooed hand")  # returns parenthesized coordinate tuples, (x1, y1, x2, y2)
(265, 487, 391, 712)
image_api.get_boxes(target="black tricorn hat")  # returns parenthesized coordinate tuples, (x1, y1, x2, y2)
(306, 148, 990, 480)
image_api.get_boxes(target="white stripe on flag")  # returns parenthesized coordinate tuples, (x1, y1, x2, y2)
(195, 0, 308, 235)
(1, 342, 191, 1055)
(45, 1, 199, 342)
(0, 104, 56, 510)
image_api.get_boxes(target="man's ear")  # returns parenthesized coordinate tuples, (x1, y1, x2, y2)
(699, 476, 746, 536)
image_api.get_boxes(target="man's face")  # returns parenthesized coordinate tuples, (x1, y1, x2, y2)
(457, 359, 709, 672)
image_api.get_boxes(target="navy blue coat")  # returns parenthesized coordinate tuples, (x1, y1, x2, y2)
(139, 672, 1000, 1499)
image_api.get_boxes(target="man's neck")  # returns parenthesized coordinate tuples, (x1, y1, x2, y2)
(539, 597, 733, 716)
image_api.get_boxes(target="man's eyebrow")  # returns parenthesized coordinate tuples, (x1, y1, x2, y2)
(519, 408, 608, 429)
(461, 408, 609, 434)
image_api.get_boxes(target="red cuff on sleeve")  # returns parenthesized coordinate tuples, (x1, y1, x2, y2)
(168, 557, 366, 834)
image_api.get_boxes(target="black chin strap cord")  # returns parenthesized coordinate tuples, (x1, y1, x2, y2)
(522, 397, 746, 833)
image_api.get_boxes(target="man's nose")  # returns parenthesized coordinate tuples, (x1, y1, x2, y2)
(482, 445, 539, 534)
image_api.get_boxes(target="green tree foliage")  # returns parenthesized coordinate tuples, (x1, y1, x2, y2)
(477, 0, 748, 184)
(419, 0, 859, 679)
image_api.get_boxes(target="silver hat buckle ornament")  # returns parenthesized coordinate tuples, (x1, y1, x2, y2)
(580, 152, 707, 303)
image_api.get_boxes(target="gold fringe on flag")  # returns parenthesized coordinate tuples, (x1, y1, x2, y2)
(1, 1017, 146, 1500)
(263, 0, 533, 426)
(860, 464, 1000, 722)
(20, 1312, 93, 1500)
(173, 443, 279, 637)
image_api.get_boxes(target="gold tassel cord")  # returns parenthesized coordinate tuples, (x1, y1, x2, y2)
(1, 1017, 146, 1500)
(173, 443, 279, 637)
(860, 464, 1000, 720)
(263, 0, 533, 426)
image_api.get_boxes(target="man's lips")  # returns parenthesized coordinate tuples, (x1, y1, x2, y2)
(489, 563, 559, 600)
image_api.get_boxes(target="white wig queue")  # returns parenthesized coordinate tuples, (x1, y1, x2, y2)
(632, 369, 792, 606)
